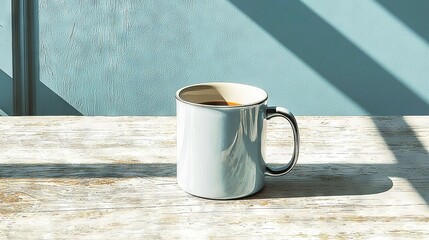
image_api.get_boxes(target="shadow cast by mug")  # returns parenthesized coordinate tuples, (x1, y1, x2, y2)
(1, 162, 397, 199)
(0, 163, 176, 178)
(250, 164, 393, 199)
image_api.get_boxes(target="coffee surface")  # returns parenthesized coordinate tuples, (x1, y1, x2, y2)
(200, 101, 241, 106)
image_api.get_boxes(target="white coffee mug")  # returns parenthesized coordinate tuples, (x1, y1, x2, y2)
(176, 82, 299, 199)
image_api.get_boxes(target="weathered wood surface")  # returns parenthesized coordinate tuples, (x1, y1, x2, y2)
(0, 116, 428, 239)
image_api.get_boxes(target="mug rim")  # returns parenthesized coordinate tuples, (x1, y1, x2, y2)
(175, 82, 268, 108)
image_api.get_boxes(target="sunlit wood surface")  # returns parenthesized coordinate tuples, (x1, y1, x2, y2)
(0, 116, 428, 239)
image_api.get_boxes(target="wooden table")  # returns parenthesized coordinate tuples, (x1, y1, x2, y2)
(0, 116, 428, 239)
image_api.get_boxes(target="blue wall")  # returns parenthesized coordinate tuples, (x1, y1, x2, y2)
(6, 0, 429, 115)
(0, 0, 13, 116)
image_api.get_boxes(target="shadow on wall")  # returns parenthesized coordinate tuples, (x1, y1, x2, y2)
(25, 0, 429, 116)
(30, 0, 82, 116)
(1, 70, 80, 116)
(35, 82, 83, 115)
(229, 0, 429, 115)
(0, 70, 13, 116)
(376, 0, 429, 43)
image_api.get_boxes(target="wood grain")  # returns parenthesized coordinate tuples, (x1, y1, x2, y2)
(0, 116, 428, 239)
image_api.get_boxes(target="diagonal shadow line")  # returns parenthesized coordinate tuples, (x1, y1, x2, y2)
(0, 69, 13, 115)
(229, 0, 429, 115)
(35, 81, 83, 115)
(229, 0, 429, 204)
(376, 0, 429, 43)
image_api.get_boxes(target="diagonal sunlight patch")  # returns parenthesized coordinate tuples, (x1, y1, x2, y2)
(387, 177, 429, 208)
(300, 0, 429, 105)
(225, 1, 366, 115)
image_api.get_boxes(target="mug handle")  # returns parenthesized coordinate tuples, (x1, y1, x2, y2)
(265, 107, 300, 176)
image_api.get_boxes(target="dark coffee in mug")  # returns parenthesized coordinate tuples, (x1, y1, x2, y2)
(200, 101, 241, 106)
